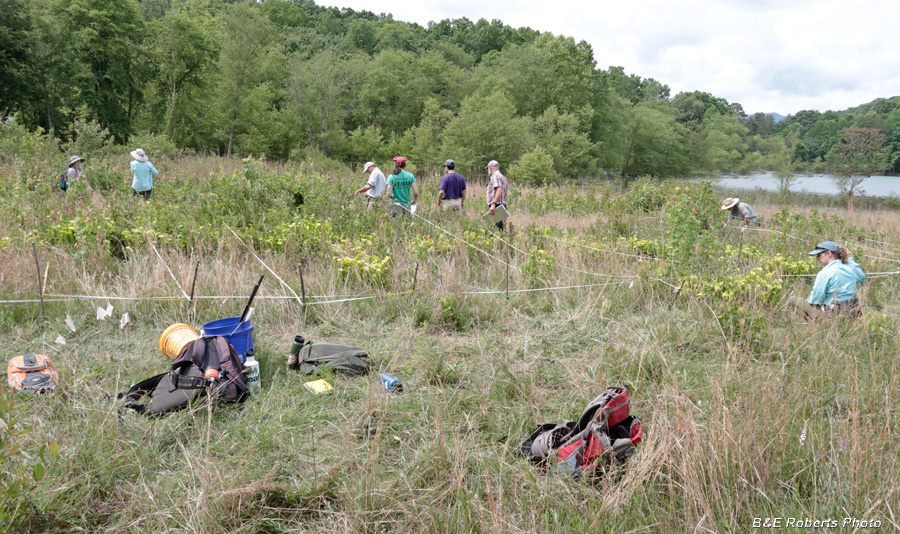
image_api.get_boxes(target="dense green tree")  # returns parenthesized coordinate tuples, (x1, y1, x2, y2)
(696, 113, 746, 172)
(531, 105, 596, 177)
(486, 34, 596, 119)
(405, 98, 454, 171)
(145, 9, 217, 147)
(599, 67, 670, 104)
(827, 127, 891, 202)
(671, 91, 731, 130)
(59, 0, 145, 141)
(289, 47, 367, 155)
(0, 0, 35, 119)
(217, 2, 281, 157)
(618, 102, 690, 181)
(745, 112, 775, 138)
(799, 119, 845, 162)
(356, 50, 462, 135)
(441, 89, 534, 175)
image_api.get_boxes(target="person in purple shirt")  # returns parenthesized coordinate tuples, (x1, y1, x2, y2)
(437, 159, 466, 211)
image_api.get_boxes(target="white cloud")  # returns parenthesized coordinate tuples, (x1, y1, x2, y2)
(326, 0, 900, 115)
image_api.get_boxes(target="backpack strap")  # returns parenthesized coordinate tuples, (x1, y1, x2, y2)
(116, 372, 167, 414)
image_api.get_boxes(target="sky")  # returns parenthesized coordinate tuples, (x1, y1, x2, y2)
(325, 0, 900, 117)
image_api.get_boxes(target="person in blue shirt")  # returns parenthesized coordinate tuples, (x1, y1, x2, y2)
(130, 148, 158, 201)
(788, 241, 865, 318)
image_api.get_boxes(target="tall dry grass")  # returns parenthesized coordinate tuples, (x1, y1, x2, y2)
(2, 153, 900, 532)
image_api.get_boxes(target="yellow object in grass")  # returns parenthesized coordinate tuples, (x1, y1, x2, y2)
(303, 379, 334, 394)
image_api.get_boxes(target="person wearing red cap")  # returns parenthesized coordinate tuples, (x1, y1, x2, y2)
(385, 156, 418, 217)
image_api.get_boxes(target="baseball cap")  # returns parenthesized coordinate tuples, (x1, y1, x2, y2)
(362, 161, 375, 172)
(486, 160, 499, 169)
(808, 241, 840, 255)
(444, 159, 454, 167)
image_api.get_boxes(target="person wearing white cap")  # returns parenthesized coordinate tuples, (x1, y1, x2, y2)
(787, 240, 866, 319)
(486, 160, 508, 230)
(62, 155, 86, 191)
(354, 161, 385, 210)
(721, 197, 759, 226)
(129, 148, 158, 201)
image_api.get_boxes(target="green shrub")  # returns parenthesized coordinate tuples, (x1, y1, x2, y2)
(509, 146, 555, 186)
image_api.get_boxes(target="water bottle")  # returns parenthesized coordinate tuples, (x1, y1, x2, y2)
(288, 335, 305, 370)
(379, 373, 403, 393)
(244, 348, 261, 393)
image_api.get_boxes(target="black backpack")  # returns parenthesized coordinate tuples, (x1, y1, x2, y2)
(118, 336, 249, 416)
(293, 340, 371, 376)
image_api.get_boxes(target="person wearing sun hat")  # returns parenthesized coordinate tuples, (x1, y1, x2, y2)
(721, 197, 759, 226)
(787, 240, 866, 318)
(355, 161, 386, 210)
(384, 156, 418, 218)
(62, 155, 86, 190)
(129, 148, 158, 201)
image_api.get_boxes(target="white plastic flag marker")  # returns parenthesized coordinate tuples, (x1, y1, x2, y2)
(119, 313, 130, 330)
(97, 304, 115, 320)
(65, 315, 76, 332)
(55, 335, 66, 345)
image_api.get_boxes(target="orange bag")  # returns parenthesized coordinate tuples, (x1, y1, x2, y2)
(7, 354, 59, 394)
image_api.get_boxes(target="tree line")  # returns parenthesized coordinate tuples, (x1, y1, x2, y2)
(2, 0, 898, 182)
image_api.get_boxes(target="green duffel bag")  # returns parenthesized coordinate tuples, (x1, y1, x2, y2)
(296, 341, 371, 376)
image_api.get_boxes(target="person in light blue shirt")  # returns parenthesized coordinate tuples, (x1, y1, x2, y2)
(788, 241, 865, 318)
(129, 148, 158, 201)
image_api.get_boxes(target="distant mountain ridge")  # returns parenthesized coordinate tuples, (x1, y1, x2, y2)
(765, 112, 786, 123)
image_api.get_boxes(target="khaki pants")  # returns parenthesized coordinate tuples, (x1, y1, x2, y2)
(787, 296, 823, 319)
(787, 295, 862, 320)
(442, 198, 462, 210)
(366, 197, 378, 210)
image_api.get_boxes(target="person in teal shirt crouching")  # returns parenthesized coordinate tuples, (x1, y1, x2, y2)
(385, 156, 418, 218)
(130, 148, 158, 201)
(788, 241, 866, 319)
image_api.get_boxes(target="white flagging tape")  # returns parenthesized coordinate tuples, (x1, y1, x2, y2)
(538, 233, 663, 261)
(150, 243, 191, 301)
(482, 226, 636, 280)
(463, 281, 628, 295)
(724, 226, 805, 241)
(410, 209, 522, 272)
(0, 298, 73, 304)
(224, 223, 305, 306)
(863, 254, 900, 265)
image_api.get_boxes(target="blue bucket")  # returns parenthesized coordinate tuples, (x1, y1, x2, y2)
(201, 316, 254, 364)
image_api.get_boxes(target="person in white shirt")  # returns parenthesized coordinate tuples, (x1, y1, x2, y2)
(355, 161, 386, 210)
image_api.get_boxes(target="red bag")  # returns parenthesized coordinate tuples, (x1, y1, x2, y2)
(520, 386, 643, 477)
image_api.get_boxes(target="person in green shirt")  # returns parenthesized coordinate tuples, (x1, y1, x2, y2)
(385, 156, 418, 218)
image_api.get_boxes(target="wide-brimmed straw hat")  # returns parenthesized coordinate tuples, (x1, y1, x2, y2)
(130, 148, 148, 162)
(721, 197, 739, 210)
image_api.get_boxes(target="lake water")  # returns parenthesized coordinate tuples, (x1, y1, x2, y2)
(697, 172, 900, 198)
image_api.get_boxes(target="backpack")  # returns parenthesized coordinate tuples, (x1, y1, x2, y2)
(294, 340, 371, 376)
(117, 336, 249, 416)
(7, 354, 59, 394)
(519, 386, 643, 478)
(59, 169, 69, 191)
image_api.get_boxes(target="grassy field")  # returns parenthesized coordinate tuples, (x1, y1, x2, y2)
(2, 134, 900, 532)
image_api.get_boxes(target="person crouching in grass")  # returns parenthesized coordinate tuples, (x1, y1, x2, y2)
(787, 241, 866, 319)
